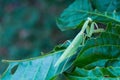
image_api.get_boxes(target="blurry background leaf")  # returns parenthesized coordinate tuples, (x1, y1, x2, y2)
(0, 0, 77, 74)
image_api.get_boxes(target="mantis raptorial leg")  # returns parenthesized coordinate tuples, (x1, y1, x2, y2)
(86, 22, 104, 37)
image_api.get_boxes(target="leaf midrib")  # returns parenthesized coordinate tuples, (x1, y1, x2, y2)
(78, 10, 120, 23)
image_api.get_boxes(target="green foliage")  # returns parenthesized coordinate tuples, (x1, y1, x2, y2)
(1, 48, 73, 80)
(1, 0, 120, 80)
(1, 41, 75, 80)
(75, 24, 120, 69)
(53, 67, 120, 80)
(57, 0, 120, 31)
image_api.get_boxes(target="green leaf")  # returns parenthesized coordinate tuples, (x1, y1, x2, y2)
(74, 24, 120, 69)
(57, 0, 120, 31)
(63, 67, 120, 80)
(1, 49, 74, 80)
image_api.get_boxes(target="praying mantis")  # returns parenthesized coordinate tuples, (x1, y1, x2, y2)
(55, 17, 105, 67)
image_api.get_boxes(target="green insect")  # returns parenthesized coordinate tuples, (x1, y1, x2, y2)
(55, 17, 104, 67)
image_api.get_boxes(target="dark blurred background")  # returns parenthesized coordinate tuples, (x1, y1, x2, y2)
(0, 0, 79, 74)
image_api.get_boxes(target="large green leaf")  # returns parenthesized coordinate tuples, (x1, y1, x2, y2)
(57, 0, 120, 31)
(53, 67, 120, 80)
(74, 24, 120, 69)
(0, 48, 74, 80)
